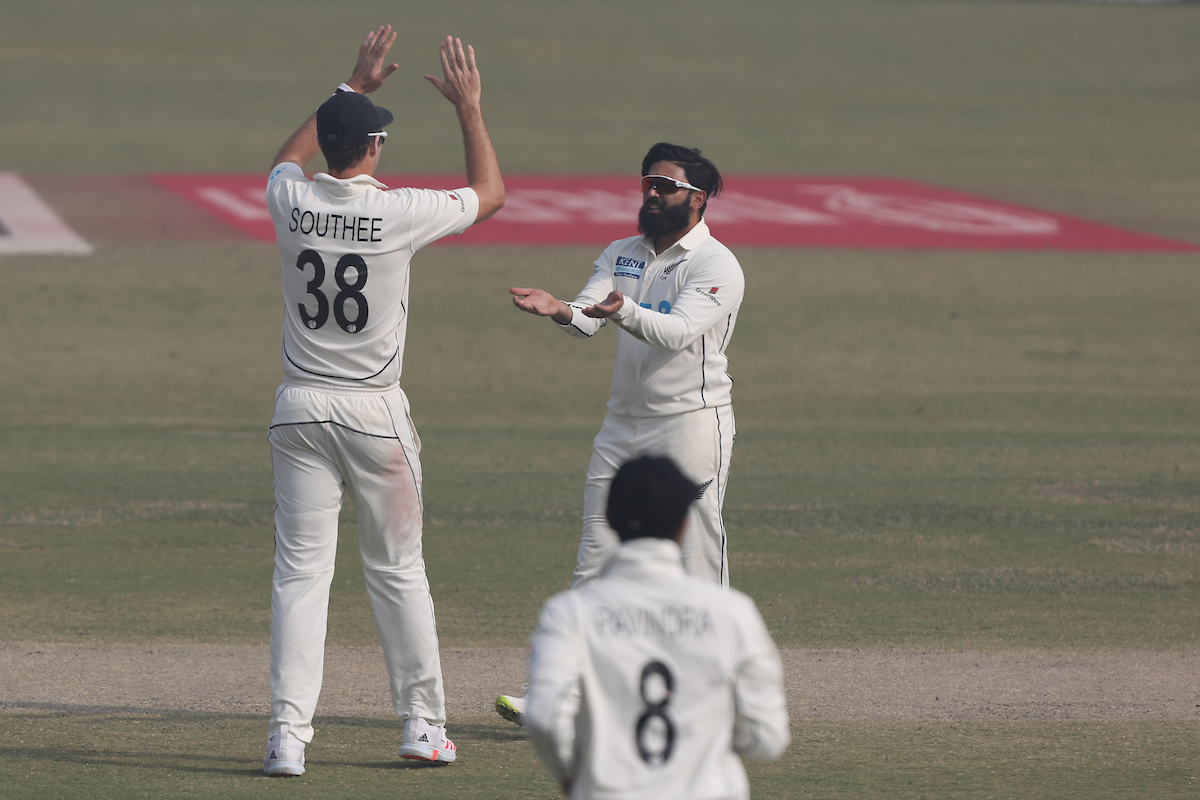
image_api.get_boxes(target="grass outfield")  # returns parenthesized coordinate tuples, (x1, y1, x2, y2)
(2, 716, 1195, 800)
(1, 243, 1198, 650)
(2, 1, 1200, 798)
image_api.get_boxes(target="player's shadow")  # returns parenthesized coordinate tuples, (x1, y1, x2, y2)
(0, 744, 263, 778)
(314, 718, 529, 770)
(3, 705, 528, 776)
(315, 716, 528, 746)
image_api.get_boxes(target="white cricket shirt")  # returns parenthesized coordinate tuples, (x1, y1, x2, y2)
(525, 538, 790, 800)
(560, 220, 744, 417)
(265, 162, 478, 391)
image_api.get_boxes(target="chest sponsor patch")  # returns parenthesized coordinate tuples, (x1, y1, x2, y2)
(614, 255, 645, 279)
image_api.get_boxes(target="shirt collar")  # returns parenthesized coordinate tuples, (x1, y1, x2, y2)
(599, 537, 687, 581)
(312, 172, 389, 194)
(640, 218, 712, 256)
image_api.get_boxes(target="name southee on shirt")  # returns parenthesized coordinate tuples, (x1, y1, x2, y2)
(288, 207, 384, 243)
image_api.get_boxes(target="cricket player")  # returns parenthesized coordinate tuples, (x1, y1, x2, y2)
(510, 144, 742, 588)
(261, 26, 504, 776)
(498, 144, 743, 724)
(525, 456, 790, 800)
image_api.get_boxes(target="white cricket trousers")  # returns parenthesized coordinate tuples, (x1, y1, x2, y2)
(573, 405, 735, 587)
(267, 384, 445, 743)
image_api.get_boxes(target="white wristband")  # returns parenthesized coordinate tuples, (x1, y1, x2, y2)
(335, 83, 356, 94)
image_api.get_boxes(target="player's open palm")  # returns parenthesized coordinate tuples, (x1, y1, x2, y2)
(349, 25, 399, 94)
(426, 36, 482, 110)
(583, 290, 624, 318)
(510, 287, 562, 317)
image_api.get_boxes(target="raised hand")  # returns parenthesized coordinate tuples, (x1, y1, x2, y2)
(348, 25, 399, 93)
(425, 36, 482, 111)
(582, 291, 624, 318)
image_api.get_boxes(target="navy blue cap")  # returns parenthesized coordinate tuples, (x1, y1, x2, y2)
(316, 91, 394, 151)
(606, 456, 697, 542)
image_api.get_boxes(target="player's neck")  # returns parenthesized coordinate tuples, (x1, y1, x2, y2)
(329, 165, 376, 180)
(329, 147, 381, 181)
(653, 218, 700, 254)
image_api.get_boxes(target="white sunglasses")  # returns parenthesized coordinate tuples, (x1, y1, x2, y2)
(640, 174, 702, 195)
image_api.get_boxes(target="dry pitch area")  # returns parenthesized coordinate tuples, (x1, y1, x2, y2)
(3, 643, 1196, 723)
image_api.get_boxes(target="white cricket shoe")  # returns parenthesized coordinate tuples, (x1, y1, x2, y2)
(263, 724, 306, 777)
(398, 717, 457, 763)
(494, 694, 526, 726)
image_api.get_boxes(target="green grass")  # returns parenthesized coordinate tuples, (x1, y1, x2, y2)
(4, 1, 1200, 198)
(0, 713, 560, 800)
(2, 1, 1199, 797)
(2, 716, 1196, 800)
(1, 243, 1197, 649)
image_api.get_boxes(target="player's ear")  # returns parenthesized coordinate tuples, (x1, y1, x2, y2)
(690, 190, 706, 211)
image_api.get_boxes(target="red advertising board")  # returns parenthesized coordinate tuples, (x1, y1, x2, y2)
(152, 173, 1198, 252)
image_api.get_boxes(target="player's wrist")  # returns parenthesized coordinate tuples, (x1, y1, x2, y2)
(551, 302, 574, 325)
(337, 82, 358, 94)
(454, 100, 484, 121)
(609, 296, 631, 321)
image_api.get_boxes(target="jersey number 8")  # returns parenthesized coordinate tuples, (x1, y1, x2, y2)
(635, 660, 676, 766)
(295, 249, 369, 334)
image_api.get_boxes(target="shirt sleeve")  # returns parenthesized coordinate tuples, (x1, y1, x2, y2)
(398, 186, 480, 251)
(265, 162, 305, 217)
(556, 244, 619, 339)
(525, 594, 585, 784)
(608, 248, 745, 351)
(730, 593, 791, 760)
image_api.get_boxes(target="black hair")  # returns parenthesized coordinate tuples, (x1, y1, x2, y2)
(322, 142, 371, 175)
(606, 456, 697, 542)
(640, 142, 723, 214)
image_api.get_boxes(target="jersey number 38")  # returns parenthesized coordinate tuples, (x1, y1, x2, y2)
(295, 249, 369, 334)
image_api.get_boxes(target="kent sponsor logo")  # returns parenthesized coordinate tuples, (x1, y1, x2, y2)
(614, 255, 645, 279)
(694, 285, 723, 306)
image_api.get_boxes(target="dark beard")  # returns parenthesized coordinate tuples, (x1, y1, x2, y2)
(637, 199, 692, 239)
